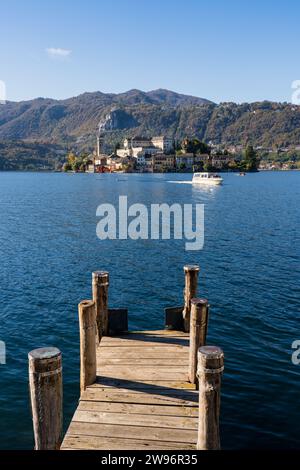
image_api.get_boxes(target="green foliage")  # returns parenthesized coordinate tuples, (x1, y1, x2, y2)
(182, 138, 210, 155)
(0, 140, 65, 170)
(194, 161, 204, 171)
(203, 162, 214, 172)
(64, 151, 93, 171)
(227, 160, 238, 171)
(63, 163, 72, 171)
(243, 145, 259, 171)
(114, 142, 121, 153)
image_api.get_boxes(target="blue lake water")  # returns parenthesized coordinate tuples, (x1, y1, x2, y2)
(0, 171, 299, 449)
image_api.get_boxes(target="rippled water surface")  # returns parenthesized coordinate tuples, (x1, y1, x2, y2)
(0, 171, 299, 449)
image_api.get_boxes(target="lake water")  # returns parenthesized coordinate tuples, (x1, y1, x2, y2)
(0, 171, 299, 449)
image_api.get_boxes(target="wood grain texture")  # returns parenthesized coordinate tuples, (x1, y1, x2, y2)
(79, 300, 97, 394)
(61, 330, 198, 450)
(182, 265, 199, 332)
(189, 298, 209, 384)
(28, 347, 63, 450)
(197, 346, 224, 450)
(92, 271, 109, 339)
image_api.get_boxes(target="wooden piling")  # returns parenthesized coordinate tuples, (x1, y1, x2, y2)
(189, 298, 209, 385)
(79, 300, 97, 394)
(92, 271, 109, 339)
(182, 265, 199, 332)
(197, 345, 224, 450)
(28, 347, 62, 450)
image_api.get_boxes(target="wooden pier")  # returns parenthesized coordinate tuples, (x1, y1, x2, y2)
(62, 330, 198, 450)
(28, 266, 224, 451)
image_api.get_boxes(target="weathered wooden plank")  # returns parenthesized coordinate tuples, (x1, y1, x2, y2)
(100, 330, 188, 339)
(97, 349, 189, 358)
(82, 386, 198, 403)
(78, 400, 198, 417)
(61, 329, 199, 451)
(73, 410, 198, 430)
(97, 376, 196, 393)
(97, 368, 188, 381)
(99, 365, 186, 372)
(63, 421, 197, 444)
(100, 338, 189, 347)
(61, 435, 195, 450)
(97, 374, 188, 382)
(98, 355, 188, 370)
(132, 330, 189, 336)
(100, 333, 188, 340)
(95, 378, 196, 389)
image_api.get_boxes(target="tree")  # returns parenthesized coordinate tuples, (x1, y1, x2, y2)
(193, 161, 204, 171)
(67, 152, 76, 166)
(227, 160, 238, 171)
(244, 145, 258, 171)
(182, 138, 211, 155)
(203, 162, 214, 172)
(63, 162, 72, 172)
(114, 142, 121, 153)
(73, 160, 81, 172)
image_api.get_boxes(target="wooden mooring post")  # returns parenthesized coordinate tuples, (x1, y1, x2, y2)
(92, 271, 109, 340)
(189, 298, 209, 385)
(79, 300, 97, 394)
(183, 265, 199, 332)
(28, 347, 63, 450)
(197, 345, 224, 450)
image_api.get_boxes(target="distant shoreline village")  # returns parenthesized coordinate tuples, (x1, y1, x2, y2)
(63, 134, 298, 174)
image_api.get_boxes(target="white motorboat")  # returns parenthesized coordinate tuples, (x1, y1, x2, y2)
(192, 172, 223, 185)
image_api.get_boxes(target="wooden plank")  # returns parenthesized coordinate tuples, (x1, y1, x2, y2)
(99, 365, 186, 372)
(78, 400, 198, 417)
(82, 387, 198, 404)
(132, 330, 188, 336)
(61, 435, 195, 450)
(100, 333, 188, 340)
(97, 374, 188, 382)
(97, 368, 188, 381)
(73, 410, 198, 430)
(63, 421, 197, 445)
(101, 330, 189, 339)
(100, 338, 189, 347)
(98, 358, 189, 365)
(97, 349, 189, 358)
(101, 332, 189, 341)
(61, 329, 199, 450)
(95, 378, 196, 389)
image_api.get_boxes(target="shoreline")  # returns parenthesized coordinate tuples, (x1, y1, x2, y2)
(0, 168, 299, 174)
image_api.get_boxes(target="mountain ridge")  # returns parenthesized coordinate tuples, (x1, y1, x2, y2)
(0, 89, 300, 153)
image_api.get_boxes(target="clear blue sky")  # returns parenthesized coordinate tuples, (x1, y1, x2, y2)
(1, 0, 299, 103)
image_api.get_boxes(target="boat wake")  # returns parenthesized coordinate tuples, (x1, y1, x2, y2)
(167, 180, 193, 184)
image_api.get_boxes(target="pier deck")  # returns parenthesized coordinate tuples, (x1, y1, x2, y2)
(61, 330, 199, 450)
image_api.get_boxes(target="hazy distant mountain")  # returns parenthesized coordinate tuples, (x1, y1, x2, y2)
(1, 88, 300, 169)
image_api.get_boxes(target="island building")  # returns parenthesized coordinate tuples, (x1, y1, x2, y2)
(90, 134, 110, 173)
(151, 154, 176, 172)
(211, 154, 231, 169)
(117, 135, 174, 159)
(88, 133, 233, 173)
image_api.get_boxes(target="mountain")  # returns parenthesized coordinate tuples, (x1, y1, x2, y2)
(0, 89, 212, 142)
(0, 89, 300, 169)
